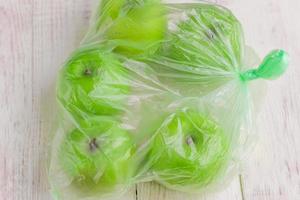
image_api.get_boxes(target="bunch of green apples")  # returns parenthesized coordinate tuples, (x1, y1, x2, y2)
(55, 1, 238, 195)
(97, 0, 167, 56)
(57, 45, 137, 193)
(146, 109, 230, 189)
(56, 0, 168, 192)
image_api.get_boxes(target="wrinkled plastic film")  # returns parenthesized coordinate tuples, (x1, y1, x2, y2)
(49, 1, 288, 199)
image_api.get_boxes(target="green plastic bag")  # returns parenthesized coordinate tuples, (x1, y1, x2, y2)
(49, 1, 288, 199)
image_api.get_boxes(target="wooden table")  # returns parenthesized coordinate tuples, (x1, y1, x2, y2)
(1, 0, 299, 199)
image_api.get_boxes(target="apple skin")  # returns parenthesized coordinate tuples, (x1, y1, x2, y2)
(149, 4, 244, 96)
(104, 0, 167, 56)
(57, 46, 130, 131)
(59, 126, 136, 192)
(148, 109, 230, 189)
(165, 4, 244, 70)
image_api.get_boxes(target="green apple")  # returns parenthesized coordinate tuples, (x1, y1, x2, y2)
(57, 46, 130, 131)
(165, 4, 244, 70)
(148, 109, 230, 189)
(148, 4, 244, 96)
(59, 126, 136, 192)
(103, 0, 167, 56)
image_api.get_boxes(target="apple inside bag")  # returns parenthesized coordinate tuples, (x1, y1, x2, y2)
(48, 0, 288, 199)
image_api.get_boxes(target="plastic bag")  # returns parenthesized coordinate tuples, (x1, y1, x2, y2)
(49, 0, 289, 199)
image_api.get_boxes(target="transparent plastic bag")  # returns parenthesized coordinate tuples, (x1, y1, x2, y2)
(49, 1, 289, 199)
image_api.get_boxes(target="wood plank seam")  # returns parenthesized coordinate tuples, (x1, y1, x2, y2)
(239, 174, 245, 200)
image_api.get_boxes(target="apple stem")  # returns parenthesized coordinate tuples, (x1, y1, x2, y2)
(89, 138, 99, 152)
(186, 135, 194, 146)
(84, 68, 93, 76)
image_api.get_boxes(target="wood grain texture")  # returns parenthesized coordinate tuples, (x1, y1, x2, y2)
(0, 0, 299, 200)
(227, 1, 300, 200)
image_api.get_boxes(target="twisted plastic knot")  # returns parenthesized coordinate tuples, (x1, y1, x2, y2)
(240, 49, 289, 82)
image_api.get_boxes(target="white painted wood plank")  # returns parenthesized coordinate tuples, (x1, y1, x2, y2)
(32, 1, 95, 199)
(137, 177, 242, 200)
(226, 0, 300, 199)
(0, 0, 135, 199)
(0, 1, 35, 199)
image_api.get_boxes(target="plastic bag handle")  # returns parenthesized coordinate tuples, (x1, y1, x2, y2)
(240, 49, 289, 81)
